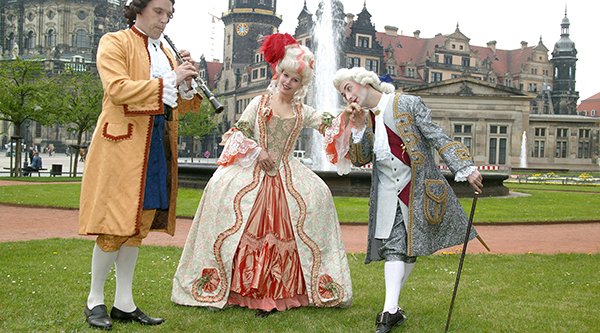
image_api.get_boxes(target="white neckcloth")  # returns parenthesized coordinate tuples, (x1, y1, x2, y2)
(372, 93, 394, 161)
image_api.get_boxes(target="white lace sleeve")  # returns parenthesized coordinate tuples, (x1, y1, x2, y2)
(455, 165, 478, 182)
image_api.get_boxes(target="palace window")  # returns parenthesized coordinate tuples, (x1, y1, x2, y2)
(365, 59, 378, 73)
(74, 30, 88, 48)
(347, 57, 360, 68)
(578, 129, 591, 159)
(444, 55, 452, 64)
(488, 125, 508, 165)
(405, 68, 415, 78)
(26, 31, 35, 49)
(358, 36, 370, 48)
(453, 124, 473, 153)
(431, 72, 442, 82)
(555, 128, 568, 158)
(47, 30, 56, 47)
(462, 57, 470, 67)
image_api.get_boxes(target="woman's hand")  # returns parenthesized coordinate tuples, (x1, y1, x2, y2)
(342, 103, 366, 130)
(257, 150, 275, 171)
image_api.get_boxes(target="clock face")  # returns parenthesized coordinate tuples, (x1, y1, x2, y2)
(236, 23, 249, 36)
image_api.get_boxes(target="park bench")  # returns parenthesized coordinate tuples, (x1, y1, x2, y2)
(23, 167, 47, 177)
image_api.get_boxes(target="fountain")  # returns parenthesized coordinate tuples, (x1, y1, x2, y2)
(520, 131, 528, 168)
(309, 0, 344, 171)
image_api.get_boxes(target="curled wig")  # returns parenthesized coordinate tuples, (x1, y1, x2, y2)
(332, 67, 395, 96)
(262, 34, 315, 100)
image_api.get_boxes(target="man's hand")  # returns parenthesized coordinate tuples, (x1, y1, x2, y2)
(467, 169, 483, 194)
(174, 61, 198, 87)
(342, 102, 367, 130)
(175, 49, 198, 88)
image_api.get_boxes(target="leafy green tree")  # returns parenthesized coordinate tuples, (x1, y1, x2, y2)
(178, 97, 221, 162)
(0, 57, 65, 176)
(56, 69, 103, 176)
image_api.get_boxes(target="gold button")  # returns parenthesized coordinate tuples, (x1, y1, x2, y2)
(374, 110, 381, 116)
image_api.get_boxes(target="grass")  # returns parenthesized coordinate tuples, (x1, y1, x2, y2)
(1, 182, 599, 223)
(0, 176, 82, 182)
(1, 238, 599, 332)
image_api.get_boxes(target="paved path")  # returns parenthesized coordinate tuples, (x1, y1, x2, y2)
(1, 200, 599, 254)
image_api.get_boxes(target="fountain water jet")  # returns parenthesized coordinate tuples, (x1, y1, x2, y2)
(520, 131, 528, 168)
(309, 0, 343, 171)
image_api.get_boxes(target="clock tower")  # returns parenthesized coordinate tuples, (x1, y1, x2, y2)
(218, 0, 281, 90)
(214, 0, 282, 129)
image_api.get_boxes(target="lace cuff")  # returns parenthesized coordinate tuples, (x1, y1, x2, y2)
(351, 126, 366, 144)
(324, 115, 353, 175)
(178, 79, 198, 100)
(217, 130, 261, 167)
(455, 165, 477, 182)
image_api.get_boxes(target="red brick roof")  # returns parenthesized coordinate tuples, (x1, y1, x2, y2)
(205, 61, 223, 89)
(376, 31, 535, 81)
(577, 92, 600, 116)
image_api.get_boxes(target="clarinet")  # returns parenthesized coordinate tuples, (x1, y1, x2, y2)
(163, 34, 225, 114)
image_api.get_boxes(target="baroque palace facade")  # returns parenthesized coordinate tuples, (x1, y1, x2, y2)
(2, 0, 597, 171)
(203, 0, 598, 172)
(0, 0, 126, 152)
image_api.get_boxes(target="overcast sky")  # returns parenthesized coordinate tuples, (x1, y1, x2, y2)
(165, 0, 598, 101)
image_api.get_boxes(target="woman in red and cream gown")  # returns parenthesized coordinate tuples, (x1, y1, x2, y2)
(172, 34, 353, 315)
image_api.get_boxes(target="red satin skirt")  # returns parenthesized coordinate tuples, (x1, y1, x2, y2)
(228, 173, 309, 311)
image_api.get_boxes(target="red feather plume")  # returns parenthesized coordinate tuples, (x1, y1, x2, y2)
(261, 33, 299, 68)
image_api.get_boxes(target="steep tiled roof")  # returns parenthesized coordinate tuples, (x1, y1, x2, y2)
(205, 62, 223, 89)
(577, 92, 600, 116)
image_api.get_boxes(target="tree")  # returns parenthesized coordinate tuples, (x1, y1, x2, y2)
(178, 97, 221, 162)
(56, 69, 103, 176)
(0, 57, 65, 176)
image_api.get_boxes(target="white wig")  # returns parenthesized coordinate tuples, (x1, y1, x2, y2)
(267, 44, 314, 100)
(332, 67, 395, 95)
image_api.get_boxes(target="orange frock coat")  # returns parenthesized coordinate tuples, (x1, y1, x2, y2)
(79, 26, 202, 238)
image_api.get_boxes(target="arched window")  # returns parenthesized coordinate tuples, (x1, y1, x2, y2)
(224, 79, 229, 91)
(7, 33, 15, 51)
(75, 30, 87, 48)
(47, 29, 56, 47)
(26, 31, 35, 49)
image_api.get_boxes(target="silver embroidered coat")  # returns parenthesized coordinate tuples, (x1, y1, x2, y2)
(348, 93, 478, 263)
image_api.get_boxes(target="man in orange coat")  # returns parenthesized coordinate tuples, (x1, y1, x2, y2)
(78, 0, 202, 329)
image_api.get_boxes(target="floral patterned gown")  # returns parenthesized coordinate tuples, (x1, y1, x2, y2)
(172, 94, 353, 310)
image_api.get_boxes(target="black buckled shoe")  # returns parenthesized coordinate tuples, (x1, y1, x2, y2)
(374, 309, 407, 333)
(84, 304, 113, 330)
(110, 307, 164, 326)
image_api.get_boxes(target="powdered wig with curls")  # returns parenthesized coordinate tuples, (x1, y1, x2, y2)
(261, 33, 315, 100)
(332, 67, 395, 100)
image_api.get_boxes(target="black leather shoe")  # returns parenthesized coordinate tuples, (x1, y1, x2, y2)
(84, 304, 112, 330)
(374, 309, 407, 333)
(110, 307, 164, 326)
(255, 309, 278, 318)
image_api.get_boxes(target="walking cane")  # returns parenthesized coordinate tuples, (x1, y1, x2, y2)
(444, 191, 479, 332)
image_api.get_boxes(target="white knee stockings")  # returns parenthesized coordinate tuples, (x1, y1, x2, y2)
(113, 246, 139, 312)
(86, 244, 139, 312)
(87, 244, 118, 309)
(383, 261, 415, 314)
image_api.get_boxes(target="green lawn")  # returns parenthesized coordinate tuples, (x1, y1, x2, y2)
(0, 182, 599, 223)
(1, 238, 599, 332)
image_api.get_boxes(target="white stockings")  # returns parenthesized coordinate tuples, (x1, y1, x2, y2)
(383, 261, 415, 314)
(86, 244, 139, 312)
